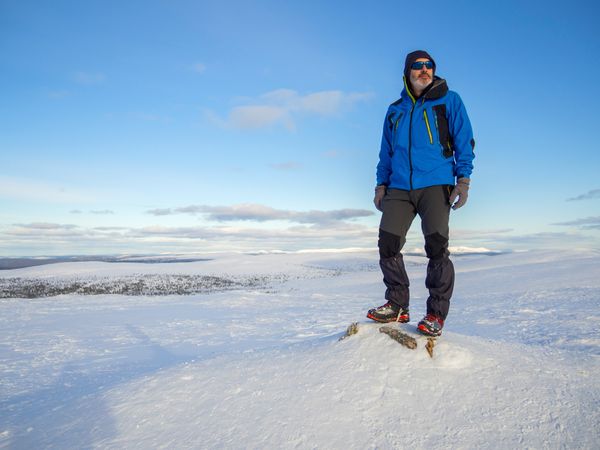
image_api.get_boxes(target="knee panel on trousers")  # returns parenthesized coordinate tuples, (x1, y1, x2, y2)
(378, 228, 405, 259)
(424, 232, 449, 260)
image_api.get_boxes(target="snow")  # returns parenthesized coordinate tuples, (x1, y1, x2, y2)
(1, 249, 599, 448)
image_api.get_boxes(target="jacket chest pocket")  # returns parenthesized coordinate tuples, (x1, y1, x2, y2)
(390, 112, 404, 155)
(423, 110, 434, 145)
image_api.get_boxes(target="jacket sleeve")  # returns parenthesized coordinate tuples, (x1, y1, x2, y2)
(448, 93, 475, 180)
(376, 107, 393, 186)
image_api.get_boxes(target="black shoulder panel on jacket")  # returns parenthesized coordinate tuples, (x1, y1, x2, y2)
(390, 97, 403, 106)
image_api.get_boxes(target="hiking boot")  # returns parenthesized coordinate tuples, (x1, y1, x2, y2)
(367, 302, 409, 323)
(417, 314, 444, 337)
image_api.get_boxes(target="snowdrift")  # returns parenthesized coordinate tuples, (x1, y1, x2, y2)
(1, 249, 599, 448)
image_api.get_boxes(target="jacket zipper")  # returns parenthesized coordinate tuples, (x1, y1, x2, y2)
(403, 76, 417, 190)
(408, 104, 415, 190)
(423, 110, 433, 145)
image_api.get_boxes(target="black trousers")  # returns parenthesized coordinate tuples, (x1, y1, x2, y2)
(378, 185, 455, 320)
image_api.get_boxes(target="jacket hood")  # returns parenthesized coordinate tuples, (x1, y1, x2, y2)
(403, 50, 436, 80)
(402, 76, 448, 103)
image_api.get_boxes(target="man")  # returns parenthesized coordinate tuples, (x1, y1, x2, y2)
(366, 50, 475, 337)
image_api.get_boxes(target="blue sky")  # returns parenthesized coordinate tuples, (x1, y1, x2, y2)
(1, 0, 599, 256)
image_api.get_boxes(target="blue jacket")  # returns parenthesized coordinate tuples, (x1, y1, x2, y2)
(376, 76, 475, 190)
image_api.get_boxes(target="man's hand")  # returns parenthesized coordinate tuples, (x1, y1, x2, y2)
(449, 178, 470, 210)
(374, 185, 386, 212)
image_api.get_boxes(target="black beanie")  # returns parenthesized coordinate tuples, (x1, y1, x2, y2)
(404, 50, 436, 80)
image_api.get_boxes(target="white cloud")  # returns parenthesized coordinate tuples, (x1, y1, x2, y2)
(229, 105, 293, 130)
(210, 88, 373, 131)
(449, 227, 600, 251)
(260, 88, 297, 104)
(47, 90, 70, 99)
(552, 216, 600, 230)
(201, 108, 227, 128)
(293, 89, 371, 115)
(129, 223, 375, 242)
(269, 161, 303, 171)
(300, 91, 347, 115)
(192, 63, 206, 74)
(145, 203, 374, 225)
(566, 189, 600, 201)
(3, 221, 599, 257)
(69, 209, 115, 215)
(0, 221, 378, 256)
(450, 228, 514, 239)
(16, 222, 78, 230)
(73, 71, 106, 85)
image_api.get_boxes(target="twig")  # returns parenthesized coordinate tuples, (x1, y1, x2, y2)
(339, 322, 360, 341)
(379, 326, 417, 349)
(425, 338, 436, 358)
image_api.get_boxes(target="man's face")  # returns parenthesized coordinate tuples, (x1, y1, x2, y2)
(409, 57, 433, 91)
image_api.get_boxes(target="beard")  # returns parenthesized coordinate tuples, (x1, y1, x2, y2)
(411, 74, 432, 91)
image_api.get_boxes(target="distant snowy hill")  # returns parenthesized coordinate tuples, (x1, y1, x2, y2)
(1, 249, 599, 448)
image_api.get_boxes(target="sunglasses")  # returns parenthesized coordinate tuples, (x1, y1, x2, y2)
(411, 61, 434, 70)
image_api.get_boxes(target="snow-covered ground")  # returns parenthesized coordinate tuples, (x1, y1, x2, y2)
(1, 249, 599, 449)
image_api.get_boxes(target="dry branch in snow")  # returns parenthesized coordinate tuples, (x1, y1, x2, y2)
(379, 326, 417, 349)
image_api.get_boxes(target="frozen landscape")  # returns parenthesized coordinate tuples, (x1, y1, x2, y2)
(0, 248, 599, 449)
